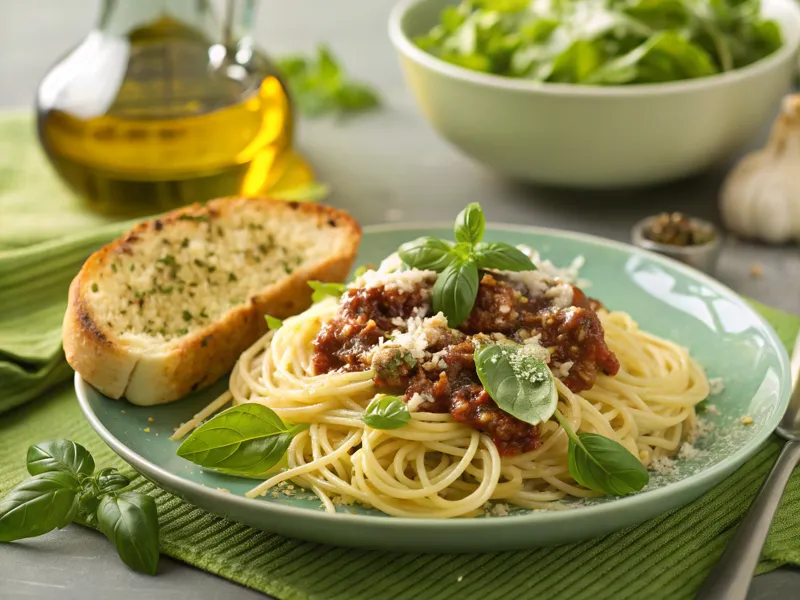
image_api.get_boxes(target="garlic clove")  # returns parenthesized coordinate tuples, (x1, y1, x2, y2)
(719, 93, 800, 245)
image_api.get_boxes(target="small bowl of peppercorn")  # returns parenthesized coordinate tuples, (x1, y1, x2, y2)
(631, 213, 721, 276)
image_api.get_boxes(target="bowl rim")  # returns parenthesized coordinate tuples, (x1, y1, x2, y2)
(388, 0, 800, 97)
(75, 222, 792, 535)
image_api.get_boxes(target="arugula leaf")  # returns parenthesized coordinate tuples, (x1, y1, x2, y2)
(0, 472, 80, 541)
(308, 280, 347, 303)
(97, 492, 160, 576)
(414, 0, 782, 85)
(363, 395, 411, 430)
(278, 45, 380, 117)
(475, 343, 558, 426)
(454, 202, 485, 245)
(176, 404, 307, 477)
(265, 315, 283, 331)
(432, 259, 479, 327)
(474, 242, 534, 271)
(398, 237, 457, 271)
(27, 439, 95, 477)
(554, 411, 649, 495)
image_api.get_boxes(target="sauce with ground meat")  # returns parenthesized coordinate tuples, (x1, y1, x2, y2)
(312, 270, 619, 456)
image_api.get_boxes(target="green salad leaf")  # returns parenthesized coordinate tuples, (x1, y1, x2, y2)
(414, 0, 782, 85)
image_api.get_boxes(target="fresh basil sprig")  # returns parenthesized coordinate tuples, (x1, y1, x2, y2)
(97, 492, 160, 576)
(363, 395, 411, 430)
(398, 203, 534, 325)
(0, 439, 159, 575)
(309, 280, 347, 303)
(474, 343, 558, 426)
(176, 404, 308, 477)
(27, 439, 95, 477)
(553, 411, 650, 495)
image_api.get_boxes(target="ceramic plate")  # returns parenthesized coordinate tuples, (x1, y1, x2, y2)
(76, 224, 791, 552)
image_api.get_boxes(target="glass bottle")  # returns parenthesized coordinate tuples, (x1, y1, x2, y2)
(36, 0, 308, 217)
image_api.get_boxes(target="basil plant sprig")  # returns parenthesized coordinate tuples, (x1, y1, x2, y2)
(398, 203, 535, 326)
(0, 440, 160, 575)
(475, 342, 649, 496)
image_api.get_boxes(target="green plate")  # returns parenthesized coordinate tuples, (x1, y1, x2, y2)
(75, 224, 791, 552)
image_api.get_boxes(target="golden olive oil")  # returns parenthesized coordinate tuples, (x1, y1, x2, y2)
(36, 16, 299, 217)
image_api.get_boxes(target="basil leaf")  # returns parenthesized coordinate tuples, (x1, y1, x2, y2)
(27, 439, 95, 477)
(308, 280, 347, 303)
(277, 45, 380, 117)
(265, 315, 283, 331)
(363, 395, 411, 430)
(454, 202, 485, 245)
(474, 242, 535, 272)
(0, 472, 80, 541)
(176, 404, 307, 477)
(432, 259, 479, 326)
(474, 344, 558, 426)
(97, 492, 160, 575)
(398, 237, 457, 271)
(568, 433, 649, 495)
(95, 468, 131, 494)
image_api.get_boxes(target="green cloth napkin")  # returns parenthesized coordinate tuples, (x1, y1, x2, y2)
(2, 110, 800, 599)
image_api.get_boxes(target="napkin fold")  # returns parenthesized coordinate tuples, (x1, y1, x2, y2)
(2, 111, 800, 600)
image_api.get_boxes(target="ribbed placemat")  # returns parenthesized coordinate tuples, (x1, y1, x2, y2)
(1, 358, 799, 600)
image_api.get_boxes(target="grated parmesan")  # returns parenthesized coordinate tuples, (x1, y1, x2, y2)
(708, 378, 725, 396)
(387, 312, 450, 361)
(551, 360, 574, 379)
(354, 267, 436, 294)
(407, 392, 432, 412)
(678, 442, 700, 460)
(650, 456, 676, 474)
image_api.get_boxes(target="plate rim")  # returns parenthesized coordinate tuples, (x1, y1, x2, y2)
(75, 222, 792, 533)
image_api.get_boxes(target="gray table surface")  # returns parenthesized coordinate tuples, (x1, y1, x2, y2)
(1, 1, 799, 598)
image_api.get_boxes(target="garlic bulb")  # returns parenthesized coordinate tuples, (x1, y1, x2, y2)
(720, 94, 800, 244)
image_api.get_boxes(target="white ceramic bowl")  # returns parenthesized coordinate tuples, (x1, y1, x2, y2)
(389, 0, 800, 188)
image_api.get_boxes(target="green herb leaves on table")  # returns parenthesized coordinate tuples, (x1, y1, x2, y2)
(0, 439, 159, 575)
(474, 343, 558, 426)
(278, 45, 380, 117)
(363, 395, 412, 430)
(176, 404, 307, 478)
(398, 202, 534, 326)
(414, 0, 783, 85)
(97, 492, 161, 576)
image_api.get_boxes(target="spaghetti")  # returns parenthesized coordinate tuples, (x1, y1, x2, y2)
(173, 252, 709, 519)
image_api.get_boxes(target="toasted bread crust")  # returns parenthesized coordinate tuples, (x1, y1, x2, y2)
(63, 197, 361, 406)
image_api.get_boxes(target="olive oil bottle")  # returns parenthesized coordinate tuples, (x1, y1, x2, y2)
(36, 0, 305, 217)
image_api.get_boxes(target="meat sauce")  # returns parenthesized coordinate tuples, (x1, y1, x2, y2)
(312, 272, 619, 456)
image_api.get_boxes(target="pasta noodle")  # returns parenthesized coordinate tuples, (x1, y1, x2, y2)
(175, 294, 709, 518)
